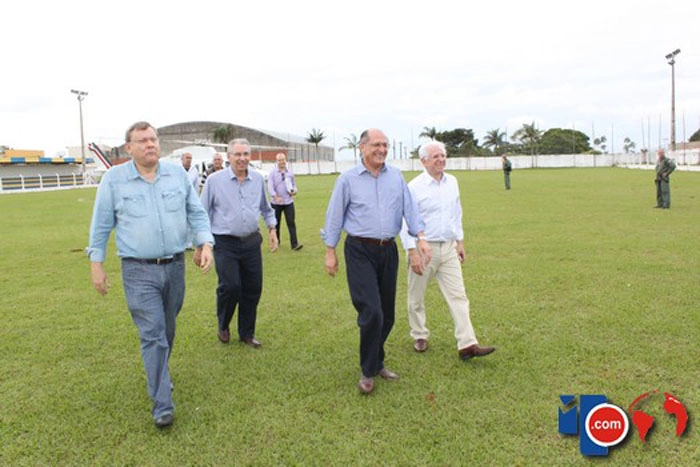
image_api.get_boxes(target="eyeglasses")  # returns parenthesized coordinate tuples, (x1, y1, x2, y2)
(130, 137, 159, 145)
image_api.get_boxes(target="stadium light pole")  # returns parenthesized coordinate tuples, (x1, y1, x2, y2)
(71, 89, 88, 181)
(665, 49, 680, 152)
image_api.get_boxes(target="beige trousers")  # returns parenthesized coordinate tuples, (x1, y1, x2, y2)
(407, 240, 477, 350)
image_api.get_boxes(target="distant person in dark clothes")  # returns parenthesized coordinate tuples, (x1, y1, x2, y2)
(502, 154, 512, 190)
(654, 149, 676, 209)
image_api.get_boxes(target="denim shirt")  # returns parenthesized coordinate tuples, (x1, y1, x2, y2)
(87, 160, 214, 262)
(322, 162, 424, 247)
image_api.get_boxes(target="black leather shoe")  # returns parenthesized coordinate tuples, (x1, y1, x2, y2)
(218, 328, 230, 343)
(155, 413, 173, 428)
(358, 376, 375, 394)
(292, 244, 304, 251)
(458, 344, 495, 361)
(240, 337, 262, 348)
(378, 368, 399, 380)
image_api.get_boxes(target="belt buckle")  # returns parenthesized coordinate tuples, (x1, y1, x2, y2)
(379, 238, 387, 246)
(155, 257, 166, 265)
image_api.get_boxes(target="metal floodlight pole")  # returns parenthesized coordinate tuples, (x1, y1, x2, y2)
(71, 89, 88, 181)
(665, 49, 680, 152)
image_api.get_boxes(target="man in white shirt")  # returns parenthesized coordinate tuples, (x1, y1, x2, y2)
(181, 152, 200, 192)
(399, 141, 495, 361)
(181, 152, 200, 248)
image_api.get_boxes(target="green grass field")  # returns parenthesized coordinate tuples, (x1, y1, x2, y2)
(1, 168, 698, 465)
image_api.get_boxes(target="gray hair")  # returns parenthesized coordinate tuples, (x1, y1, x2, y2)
(227, 138, 251, 154)
(418, 141, 446, 160)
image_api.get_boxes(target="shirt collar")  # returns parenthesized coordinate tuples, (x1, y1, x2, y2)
(126, 160, 164, 181)
(228, 166, 251, 181)
(358, 160, 387, 175)
(421, 169, 444, 185)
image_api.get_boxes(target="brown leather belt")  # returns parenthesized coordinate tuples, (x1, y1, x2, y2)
(349, 235, 395, 246)
(123, 252, 183, 265)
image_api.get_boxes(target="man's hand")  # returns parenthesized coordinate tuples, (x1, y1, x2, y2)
(456, 241, 466, 264)
(408, 249, 426, 275)
(417, 238, 432, 266)
(325, 247, 338, 277)
(91, 262, 110, 296)
(273, 195, 283, 204)
(269, 229, 279, 252)
(195, 243, 214, 274)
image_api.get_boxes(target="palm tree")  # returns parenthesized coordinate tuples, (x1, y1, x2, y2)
(512, 122, 542, 155)
(483, 128, 507, 154)
(339, 133, 359, 164)
(212, 124, 235, 145)
(593, 136, 607, 153)
(419, 126, 438, 140)
(306, 128, 326, 173)
(623, 137, 636, 154)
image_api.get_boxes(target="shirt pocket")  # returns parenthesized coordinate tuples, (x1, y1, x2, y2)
(118, 194, 147, 218)
(161, 189, 185, 212)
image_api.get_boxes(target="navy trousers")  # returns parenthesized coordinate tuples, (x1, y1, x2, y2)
(213, 233, 263, 339)
(271, 203, 300, 248)
(344, 237, 399, 378)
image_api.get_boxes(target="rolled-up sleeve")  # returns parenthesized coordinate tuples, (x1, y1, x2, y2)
(322, 175, 347, 247)
(185, 181, 214, 247)
(401, 181, 424, 237)
(87, 174, 116, 262)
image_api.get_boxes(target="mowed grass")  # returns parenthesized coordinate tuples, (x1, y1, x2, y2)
(1, 167, 698, 465)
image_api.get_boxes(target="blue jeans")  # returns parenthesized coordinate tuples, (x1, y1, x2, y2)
(121, 255, 185, 419)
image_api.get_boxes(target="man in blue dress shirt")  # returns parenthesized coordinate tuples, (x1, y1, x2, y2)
(88, 121, 214, 428)
(201, 138, 278, 349)
(322, 128, 431, 394)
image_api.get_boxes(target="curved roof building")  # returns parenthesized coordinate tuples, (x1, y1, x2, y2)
(157, 121, 334, 162)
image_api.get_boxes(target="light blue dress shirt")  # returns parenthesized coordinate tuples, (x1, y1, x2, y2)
(200, 167, 276, 236)
(322, 162, 424, 247)
(87, 160, 214, 262)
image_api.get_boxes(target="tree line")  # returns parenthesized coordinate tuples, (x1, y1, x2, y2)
(416, 123, 641, 158)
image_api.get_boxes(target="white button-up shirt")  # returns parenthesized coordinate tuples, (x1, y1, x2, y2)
(399, 170, 463, 250)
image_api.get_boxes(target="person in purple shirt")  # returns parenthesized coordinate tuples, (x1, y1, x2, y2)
(200, 138, 278, 349)
(268, 152, 303, 251)
(322, 128, 431, 395)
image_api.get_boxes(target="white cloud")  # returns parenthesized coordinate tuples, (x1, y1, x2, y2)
(1, 0, 698, 157)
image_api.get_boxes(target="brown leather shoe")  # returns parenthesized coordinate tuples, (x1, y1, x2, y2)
(358, 376, 375, 394)
(458, 344, 495, 361)
(240, 337, 262, 348)
(218, 328, 230, 344)
(378, 367, 399, 381)
(414, 339, 428, 353)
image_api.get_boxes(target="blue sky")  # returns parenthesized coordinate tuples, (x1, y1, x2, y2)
(1, 0, 698, 160)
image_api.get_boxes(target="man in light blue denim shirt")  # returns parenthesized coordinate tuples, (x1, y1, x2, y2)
(87, 121, 214, 429)
(322, 128, 431, 395)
